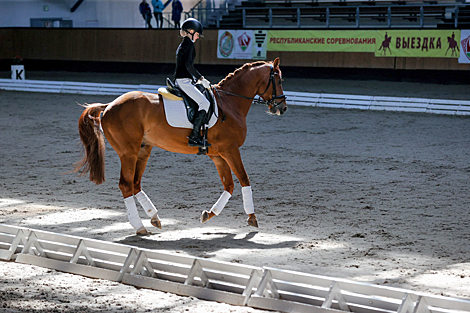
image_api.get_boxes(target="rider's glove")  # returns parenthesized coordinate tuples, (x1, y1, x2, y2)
(200, 77, 211, 89)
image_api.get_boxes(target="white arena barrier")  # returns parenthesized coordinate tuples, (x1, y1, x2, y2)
(283, 91, 470, 116)
(1, 78, 470, 115)
(1, 224, 470, 313)
(0, 78, 162, 95)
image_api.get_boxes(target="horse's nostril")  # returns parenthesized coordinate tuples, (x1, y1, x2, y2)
(283, 107, 287, 112)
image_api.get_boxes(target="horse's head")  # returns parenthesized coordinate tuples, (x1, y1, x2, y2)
(257, 58, 288, 116)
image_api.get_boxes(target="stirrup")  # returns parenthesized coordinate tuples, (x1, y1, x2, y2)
(188, 137, 204, 147)
(188, 136, 210, 147)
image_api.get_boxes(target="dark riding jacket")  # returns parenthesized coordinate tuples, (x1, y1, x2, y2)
(174, 36, 202, 82)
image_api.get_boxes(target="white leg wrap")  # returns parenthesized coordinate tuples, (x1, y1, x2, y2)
(124, 196, 145, 230)
(210, 191, 232, 216)
(242, 186, 255, 215)
(135, 190, 158, 218)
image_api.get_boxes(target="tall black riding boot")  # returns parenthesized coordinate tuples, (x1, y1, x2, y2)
(188, 110, 211, 147)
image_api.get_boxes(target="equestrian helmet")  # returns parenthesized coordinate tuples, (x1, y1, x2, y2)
(181, 18, 203, 35)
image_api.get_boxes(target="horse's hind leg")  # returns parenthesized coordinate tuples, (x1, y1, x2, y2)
(133, 144, 162, 229)
(201, 156, 234, 223)
(102, 108, 152, 235)
(118, 153, 149, 236)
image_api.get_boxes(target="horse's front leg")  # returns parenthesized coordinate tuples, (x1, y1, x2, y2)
(201, 155, 235, 223)
(220, 149, 258, 228)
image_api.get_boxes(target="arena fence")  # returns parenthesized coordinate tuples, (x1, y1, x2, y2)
(1, 78, 470, 115)
(1, 224, 470, 313)
(284, 91, 470, 115)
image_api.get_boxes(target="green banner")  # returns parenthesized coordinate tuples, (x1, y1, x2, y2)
(267, 30, 461, 58)
(375, 30, 461, 58)
(268, 30, 377, 52)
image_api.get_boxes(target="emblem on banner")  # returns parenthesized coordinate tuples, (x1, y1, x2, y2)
(237, 32, 251, 52)
(253, 30, 267, 60)
(461, 35, 470, 61)
(218, 31, 234, 58)
(445, 32, 460, 57)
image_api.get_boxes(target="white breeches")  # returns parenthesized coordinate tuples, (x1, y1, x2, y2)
(176, 78, 210, 112)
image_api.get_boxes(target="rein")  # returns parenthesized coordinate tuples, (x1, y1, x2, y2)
(213, 64, 287, 117)
(212, 87, 227, 122)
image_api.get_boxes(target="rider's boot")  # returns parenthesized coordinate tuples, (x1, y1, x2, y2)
(188, 110, 211, 147)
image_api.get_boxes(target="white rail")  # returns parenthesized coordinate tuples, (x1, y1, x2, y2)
(284, 91, 470, 116)
(1, 224, 469, 313)
(1, 78, 470, 115)
(0, 78, 162, 95)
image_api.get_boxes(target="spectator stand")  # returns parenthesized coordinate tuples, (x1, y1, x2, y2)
(201, 0, 470, 28)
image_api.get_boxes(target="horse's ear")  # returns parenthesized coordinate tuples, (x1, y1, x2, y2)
(273, 57, 280, 69)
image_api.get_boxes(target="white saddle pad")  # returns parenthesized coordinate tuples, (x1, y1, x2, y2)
(162, 97, 219, 129)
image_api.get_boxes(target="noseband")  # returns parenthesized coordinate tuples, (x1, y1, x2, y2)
(214, 64, 287, 111)
(254, 64, 287, 110)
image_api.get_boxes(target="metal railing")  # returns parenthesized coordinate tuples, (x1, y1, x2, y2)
(185, 0, 235, 28)
(161, 13, 176, 28)
(241, 3, 467, 28)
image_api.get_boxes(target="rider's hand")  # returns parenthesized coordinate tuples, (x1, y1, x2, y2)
(200, 77, 211, 89)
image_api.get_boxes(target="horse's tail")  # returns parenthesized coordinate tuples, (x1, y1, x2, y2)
(74, 103, 108, 184)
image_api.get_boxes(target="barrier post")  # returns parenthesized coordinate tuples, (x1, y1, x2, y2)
(11, 65, 25, 80)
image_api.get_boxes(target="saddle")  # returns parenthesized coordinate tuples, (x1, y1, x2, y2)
(161, 78, 215, 125)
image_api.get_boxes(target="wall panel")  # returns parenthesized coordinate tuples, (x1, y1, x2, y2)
(0, 29, 15, 59)
(2, 28, 470, 71)
(395, 57, 467, 71)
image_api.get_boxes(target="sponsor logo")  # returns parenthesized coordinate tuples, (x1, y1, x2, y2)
(462, 35, 470, 61)
(219, 31, 234, 58)
(237, 32, 251, 52)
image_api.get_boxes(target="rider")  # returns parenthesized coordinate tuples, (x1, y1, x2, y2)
(174, 18, 211, 148)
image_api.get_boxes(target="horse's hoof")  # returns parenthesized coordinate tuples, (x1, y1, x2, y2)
(201, 210, 215, 223)
(136, 226, 149, 236)
(151, 214, 162, 229)
(247, 215, 258, 228)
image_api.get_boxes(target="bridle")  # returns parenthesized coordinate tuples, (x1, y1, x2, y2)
(213, 64, 287, 112)
(255, 64, 287, 111)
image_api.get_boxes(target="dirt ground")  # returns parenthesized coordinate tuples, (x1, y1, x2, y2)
(0, 69, 469, 312)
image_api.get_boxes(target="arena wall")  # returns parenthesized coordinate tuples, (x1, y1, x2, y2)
(1, 28, 469, 72)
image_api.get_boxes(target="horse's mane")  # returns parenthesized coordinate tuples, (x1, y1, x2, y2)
(217, 61, 269, 87)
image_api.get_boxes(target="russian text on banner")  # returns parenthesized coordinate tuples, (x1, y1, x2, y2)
(375, 30, 461, 58)
(267, 30, 377, 52)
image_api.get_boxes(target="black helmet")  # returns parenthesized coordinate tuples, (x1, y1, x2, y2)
(181, 18, 203, 35)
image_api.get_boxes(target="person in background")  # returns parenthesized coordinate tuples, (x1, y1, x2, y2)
(139, 0, 153, 28)
(152, 0, 164, 28)
(172, 0, 183, 28)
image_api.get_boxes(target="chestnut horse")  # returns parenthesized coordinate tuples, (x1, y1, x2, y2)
(74, 58, 287, 235)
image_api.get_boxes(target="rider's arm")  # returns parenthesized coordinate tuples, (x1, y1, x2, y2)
(184, 39, 202, 81)
(186, 47, 202, 80)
